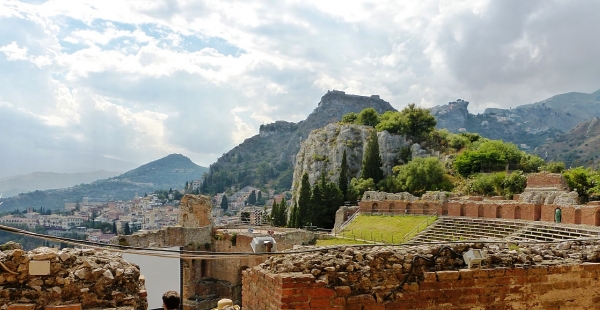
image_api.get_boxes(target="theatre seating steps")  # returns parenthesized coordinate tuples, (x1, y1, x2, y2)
(409, 216, 600, 243)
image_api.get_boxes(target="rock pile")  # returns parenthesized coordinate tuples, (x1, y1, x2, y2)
(0, 242, 147, 310)
(260, 241, 600, 296)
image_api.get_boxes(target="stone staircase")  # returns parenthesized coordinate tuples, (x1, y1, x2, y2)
(409, 216, 600, 243)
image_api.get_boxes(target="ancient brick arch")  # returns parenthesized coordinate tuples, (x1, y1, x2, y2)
(496, 205, 502, 218)
(478, 205, 484, 218)
(406, 203, 412, 214)
(371, 203, 378, 212)
(460, 204, 466, 216)
(575, 209, 581, 224)
(515, 206, 521, 220)
(423, 204, 430, 215)
(596, 210, 600, 226)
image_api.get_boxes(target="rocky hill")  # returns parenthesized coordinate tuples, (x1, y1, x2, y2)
(291, 123, 421, 198)
(0, 170, 122, 198)
(431, 89, 600, 150)
(0, 154, 207, 211)
(201, 90, 396, 193)
(533, 117, 600, 167)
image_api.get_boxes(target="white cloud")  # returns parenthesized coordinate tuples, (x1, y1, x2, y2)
(1, 0, 600, 177)
(0, 41, 28, 60)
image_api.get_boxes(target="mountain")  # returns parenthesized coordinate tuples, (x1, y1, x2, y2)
(0, 171, 122, 198)
(201, 90, 396, 193)
(533, 117, 600, 167)
(0, 154, 208, 211)
(430, 89, 600, 149)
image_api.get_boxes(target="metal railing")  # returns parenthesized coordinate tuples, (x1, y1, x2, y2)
(402, 211, 438, 242)
(336, 210, 360, 233)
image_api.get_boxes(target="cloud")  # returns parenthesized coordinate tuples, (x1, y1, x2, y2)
(1, 0, 599, 177)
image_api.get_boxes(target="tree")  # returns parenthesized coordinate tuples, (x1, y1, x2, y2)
(375, 111, 404, 134)
(124, 223, 131, 235)
(247, 190, 256, 205)
(240, 211, 251, 223)
(563, 167, 593, 202)
(220, 195, 229, 211)
(338, 150, 349, 200)
(112, 221, 117, 234)
(356, 108, 380, 126)
(454, 139, 524, 177)
(278, 198, 288, 226)
(297, 173, 311, 228)
(401, 103, 437, 141)
(288, 203, 299, 228)
(393, 157, 453, 196)
(361, 130, 384, 183)
(341, 112, 358, 124)
(347, 177, 376, 201)
(271, 198, 279, 225)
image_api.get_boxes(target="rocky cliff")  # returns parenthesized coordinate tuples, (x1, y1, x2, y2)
(202, 90, 396, 193)
(291, 123, 420, 199)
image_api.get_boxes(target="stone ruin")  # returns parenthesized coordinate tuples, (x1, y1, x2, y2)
(243, 241, 600, 309)
(0, 242, 147, 310)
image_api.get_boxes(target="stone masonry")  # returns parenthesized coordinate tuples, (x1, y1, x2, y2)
(0, 242, 147, 310)
(243, 241, 600, 309)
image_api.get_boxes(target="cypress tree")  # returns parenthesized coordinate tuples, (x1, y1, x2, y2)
(297, 173, 311, 228)
(338, 150, 349, 200)
(124, 223, 131, 235)
(247, 190, 256, 205)
(220, 195, 229, 211)
(112, 222, 117, 234)
(279, 198, 288, 226)
(288, 203, 298, 228)
(361, 130, 384, 183)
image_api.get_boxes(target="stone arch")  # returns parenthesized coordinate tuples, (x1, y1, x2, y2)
(389, 203, 396, 214)
(496, 205, 502, 218)
(596, 210, 600, 226)
(442, 204, 448, 216)
(554, 208, 562, 223)
(372, 203, 378, 213)
(460, 204, 466, 217)
(477, 205, 484, 218)
(406, 203, 412, 215)
(574, 209, 581, 225)
(423, 204, 429, 215)
(515, 206, 521, 220)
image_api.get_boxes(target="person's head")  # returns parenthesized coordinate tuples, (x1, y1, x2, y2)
(162, 290, 180, 310)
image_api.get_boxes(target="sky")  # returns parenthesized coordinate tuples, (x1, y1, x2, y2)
(1, 0, 599, 178)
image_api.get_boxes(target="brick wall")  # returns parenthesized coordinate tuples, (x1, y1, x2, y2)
(526, 172, 569, 191)
(243, 263, 600, 309)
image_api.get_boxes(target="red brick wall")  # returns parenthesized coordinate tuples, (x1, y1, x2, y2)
(243, 263, 600, 309)
(526, 172, 569, 190)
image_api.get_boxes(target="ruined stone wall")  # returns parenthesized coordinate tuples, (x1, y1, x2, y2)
(179, 194, 213, 228)
(111, 226, 212, 249)
(243, 241, 600, 309)
(0, 242, 147, 310)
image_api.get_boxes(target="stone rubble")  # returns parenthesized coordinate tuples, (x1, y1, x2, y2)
(0, 242, 147, 310)
(260, 241, 600, 296)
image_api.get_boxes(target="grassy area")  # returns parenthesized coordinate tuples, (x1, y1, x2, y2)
(337, 214, 436, 244)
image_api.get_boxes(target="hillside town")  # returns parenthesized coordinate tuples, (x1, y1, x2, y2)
(0, 184, 287, 246)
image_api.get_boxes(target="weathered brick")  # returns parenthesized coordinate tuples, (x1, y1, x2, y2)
(7, 304, 36, 310)
(334, 286, 351, 296)
(436, 270, 460, 281)
(304, 287, 336, 298)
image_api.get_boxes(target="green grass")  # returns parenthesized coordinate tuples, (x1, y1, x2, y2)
(337, 214, 436, 244)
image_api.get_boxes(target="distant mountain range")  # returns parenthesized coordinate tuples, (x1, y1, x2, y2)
(0, 154, 207, 211)
(431, 89, 600, 150)
(0, 171, 122, 198)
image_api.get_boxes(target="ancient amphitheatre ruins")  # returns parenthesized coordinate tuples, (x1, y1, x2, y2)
(4, 172, 600, 309)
